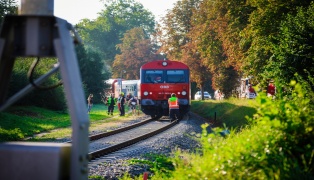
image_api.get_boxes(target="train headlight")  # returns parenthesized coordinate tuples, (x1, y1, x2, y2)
(144, 91, 149, 96)
(182, 91, 187, 95)
(162, 61, 168, 66)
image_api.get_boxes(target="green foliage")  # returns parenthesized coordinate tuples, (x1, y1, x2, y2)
(0, 0, 17, 25)
(76, 44, 109, 103)
(213, 66, 240, 98)
(76, 0, 155, 65)
(88, 175, 104, 180)
(0, 127, 24, 141)
(128, 153, 174, 175)
(252, 80, 314, 177)
(158, 0, 313, 94)
(0, 104, 128, 141)
(270, 2, 314, 87)
(0, 106, 70, 142)
(9, 58, 67, 110)
(113, 27, 157, 79)
(144, 81, 313, 180)
(243, 0, 313, 83)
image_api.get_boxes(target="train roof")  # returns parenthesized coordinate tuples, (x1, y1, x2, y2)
(141, 60, 189, 69)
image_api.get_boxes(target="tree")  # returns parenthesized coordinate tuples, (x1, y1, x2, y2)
(156, 0, 214, 93)
(243, 0, 313, 82)
(187, 0, 236, 94)
(181, 40, 212, 98)
(113, 27, 158, 79)
(271, 3, 314, 88)
(8, 57, 67, 110)
(76, 0, 155, 66)
(157, 0, 201, 60)
(75, 44, 110, 103)
(206, 0, 254, 72)
(213, 66, 240, 98)
(0, 0, 17, 25)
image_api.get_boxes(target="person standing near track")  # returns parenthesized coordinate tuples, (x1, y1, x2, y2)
(120, 92, 126, 116)
(87, 94, 93, 114)
(168, 93, 179, 121)
(107, 94, 115, 115)
(117, 93, 122, 115)
(128, 95, 139, 116)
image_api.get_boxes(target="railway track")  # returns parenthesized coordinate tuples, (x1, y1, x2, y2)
(64, 114, 183, 163)
(88, 117, 179, 160)
(88, 113, 201, 179)
(65, 117, 154, 144)
(64, 116, 180, 161)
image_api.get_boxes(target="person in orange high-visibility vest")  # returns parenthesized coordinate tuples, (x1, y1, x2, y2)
(168, 93, 180, 121)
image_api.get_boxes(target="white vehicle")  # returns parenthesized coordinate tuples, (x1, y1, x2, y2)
(194, 91, 211, 100)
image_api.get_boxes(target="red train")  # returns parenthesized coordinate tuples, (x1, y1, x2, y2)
(139, 60, 191, 119)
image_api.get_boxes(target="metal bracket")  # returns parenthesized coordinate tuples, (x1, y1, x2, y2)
(0, 15, 89, 180)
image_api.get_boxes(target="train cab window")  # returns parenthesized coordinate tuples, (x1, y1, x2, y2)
(144, 70, 163, 83)
(166, 70, 186, 83)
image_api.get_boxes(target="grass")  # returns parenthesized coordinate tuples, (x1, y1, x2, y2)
(0, 104, 135, 141)
(191, 98, 258, 129)
(0, 99, 254, 142)
(128, 153, 175, 174)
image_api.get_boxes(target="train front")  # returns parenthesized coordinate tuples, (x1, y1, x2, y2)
(140, 60, 190, 119)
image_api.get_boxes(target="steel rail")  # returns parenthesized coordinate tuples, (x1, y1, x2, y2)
(65, 117, 153, 143)
(89, 119, 179, 160)
(89, 118, 153, 141)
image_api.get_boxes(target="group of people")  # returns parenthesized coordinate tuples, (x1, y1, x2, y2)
(87, 92, 180, 121)
(116, 92, 140, 116)
(247, 81, 276, 98)
(88, 92, 139, 116)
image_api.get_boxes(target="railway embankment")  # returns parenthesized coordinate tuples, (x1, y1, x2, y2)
(0, 104, 139, 142)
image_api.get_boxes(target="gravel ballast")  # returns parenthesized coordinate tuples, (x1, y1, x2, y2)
(88, 112, 209, 180)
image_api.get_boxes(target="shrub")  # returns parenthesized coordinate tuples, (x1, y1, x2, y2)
(148, 80, 314, 180)
(0, 128, 24, 141)
(252, 80, 314, 178)
(8, 58, 67, 110)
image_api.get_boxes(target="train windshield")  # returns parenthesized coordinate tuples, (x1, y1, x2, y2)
(142, 70, 188, 83)
(144, 70, 163, 83)
(166, 70, 186, 83)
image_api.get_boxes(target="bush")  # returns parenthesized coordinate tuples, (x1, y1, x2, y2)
(148, 80, 314, 180)
(0, 128, 24, 141)
(8, 58, 67, 110)
(252, 80, 314, 178)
